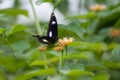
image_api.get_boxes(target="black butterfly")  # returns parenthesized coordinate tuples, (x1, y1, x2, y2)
(33, 12, 58, 45)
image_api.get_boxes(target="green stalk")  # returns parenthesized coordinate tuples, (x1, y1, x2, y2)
(29, 0, 42, 35)
(42, 52, 50, 80)
(59, 51, 63, 69)
(61, 50, 64, 66)
(43, 53, 48, 69)
(65, 45, 68, 55)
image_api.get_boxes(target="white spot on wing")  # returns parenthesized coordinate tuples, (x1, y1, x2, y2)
(43, 39, 48, 42)
(52, 21, 56, 25)
(49, 31, 52, 37)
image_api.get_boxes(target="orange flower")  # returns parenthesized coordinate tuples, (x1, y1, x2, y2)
(38, 46, 47, 51)
(53, 46, 64, 51)
(58, 37, 74, 46)
(89, 4, 106, 11)
(110, 29, 120, 37)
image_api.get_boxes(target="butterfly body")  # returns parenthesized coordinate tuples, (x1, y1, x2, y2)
(33, 12, 58, 45)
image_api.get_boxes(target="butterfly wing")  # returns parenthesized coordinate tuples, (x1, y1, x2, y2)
(47, 13, 58, 38)
(32, 12, 58, 45)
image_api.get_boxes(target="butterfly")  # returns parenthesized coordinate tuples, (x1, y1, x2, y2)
(33, 12, 58, 45)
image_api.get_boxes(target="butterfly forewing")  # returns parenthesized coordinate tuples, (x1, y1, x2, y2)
(47, 13, 58, 38)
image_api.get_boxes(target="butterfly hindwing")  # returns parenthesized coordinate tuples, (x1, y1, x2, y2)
(33, 35, 56, 44)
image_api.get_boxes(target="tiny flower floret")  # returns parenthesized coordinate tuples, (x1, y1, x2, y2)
(38, 46, 47, 51)
(110, 28, 120, 37)
(53, 46, 64, 51)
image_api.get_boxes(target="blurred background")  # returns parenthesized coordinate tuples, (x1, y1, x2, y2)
(0, 0, 120, 80)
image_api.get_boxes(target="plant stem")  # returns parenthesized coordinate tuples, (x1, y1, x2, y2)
(59, 51, 63, 69)
(29, 0, 42, 35)
(61, 50, 64, 66)
(65, 45, 68, 55)
(43, 53, 48, 69)
(43, 52, 50, 80)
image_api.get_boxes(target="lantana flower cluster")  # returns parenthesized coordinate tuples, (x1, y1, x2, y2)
(53, 37, 74, 51)
(89, 4, 106, 11)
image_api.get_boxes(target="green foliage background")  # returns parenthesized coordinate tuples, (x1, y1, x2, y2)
(0, 0, 120, 80)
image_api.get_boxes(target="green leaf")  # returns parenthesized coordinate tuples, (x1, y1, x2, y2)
(107, 43, 117, 51)
(67, 12, 96, 19)
(36, 0, 53, 2)
(67, 69, 94, 78)
(92, 73, 109, 80)
(114, 18, 120, 28)
(0, 55, 26, 73)
(59, 24, 86, 40)
(70, 41, 90, 49)
(0, 8, 28, 16)
(97, 11, 110, 18)
(11, 40, 30, 53)
(12, 24, 27, 33)
(85, 65, 107, 71)
(41, 0, 62, 4)
(0, 71, 7, 80)
(85, 59, 107, 71)
(7, 24, 28, 36)
(103, 61, 120, 69)
(14, 68, 56, 80)
(25, 49, 41, 61)
(90, 43, 107, 52)
(30, 60, 48, 66)
(63, 53, 89, 60)
(36, 0, 52, 5)
(70, 41, 107, 52)
(0, 28, 5, 34)
(59, 28, 79, 39)
(0, 50, 3, 54)
(64, 62, 85, 70)
(111, 45, 120, 61)
(42, 0, 52, 2)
